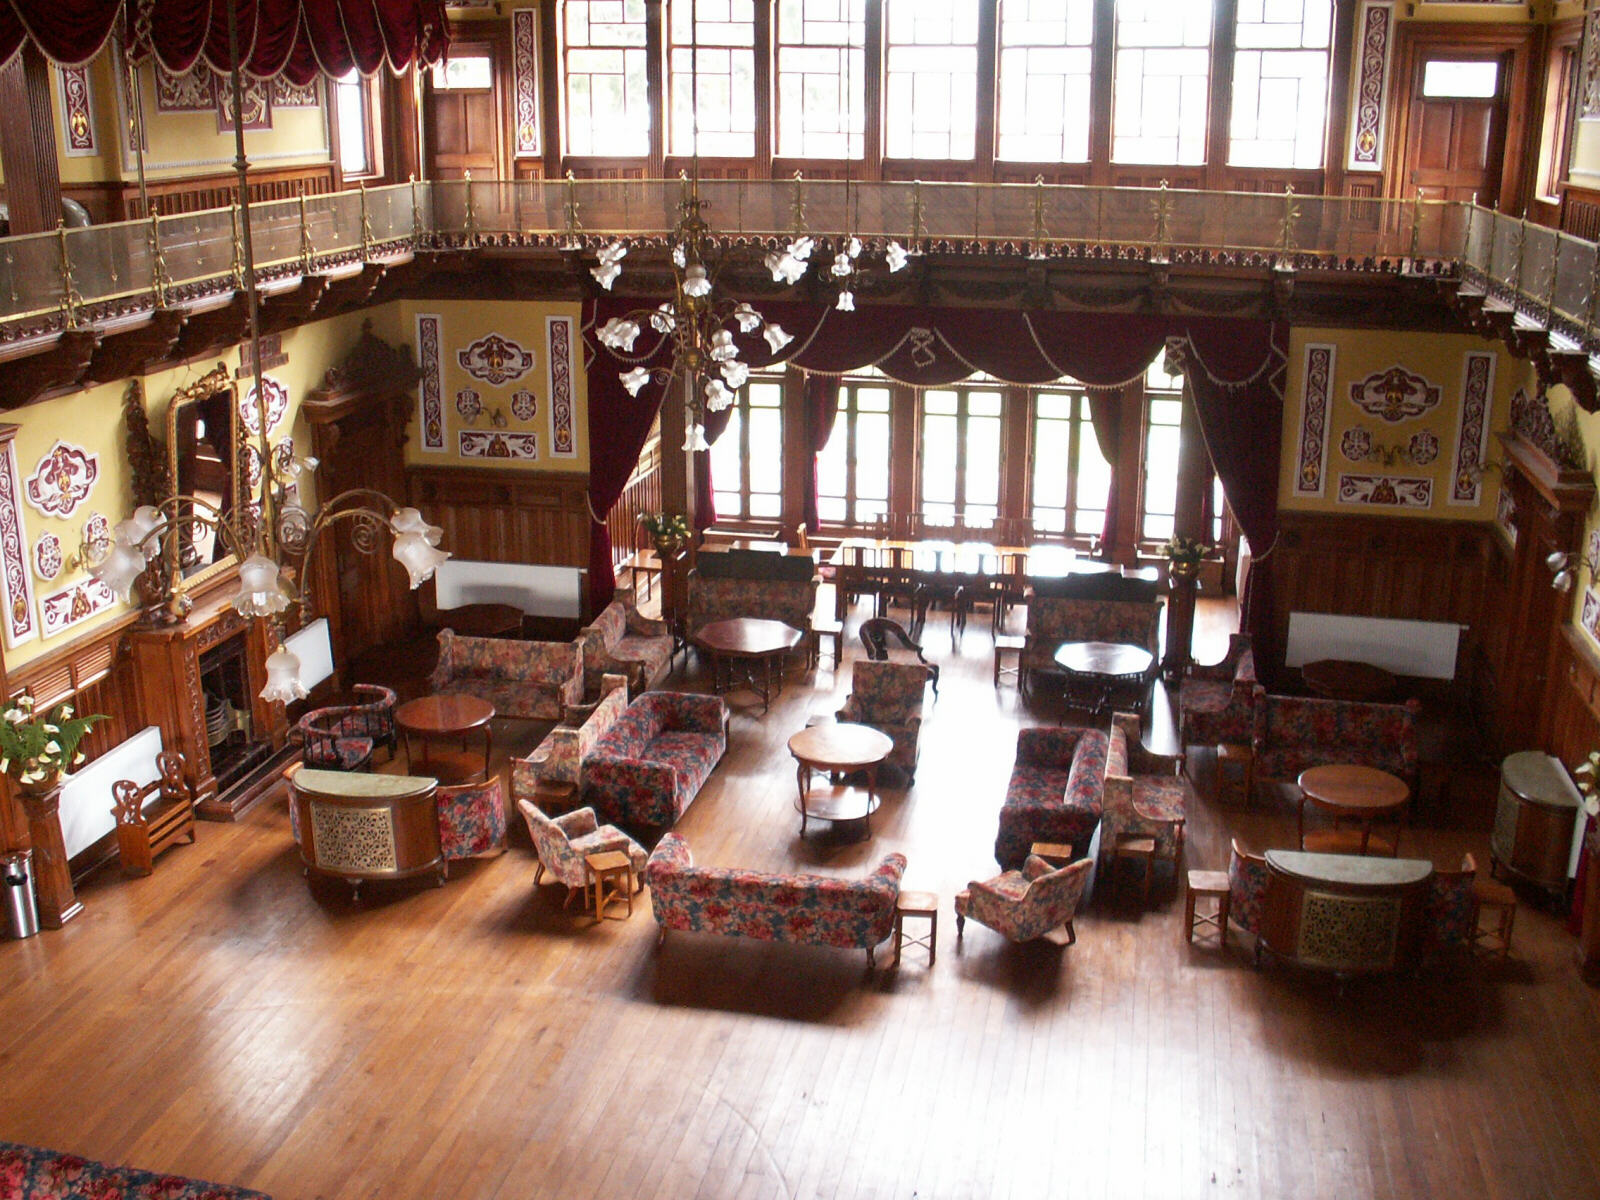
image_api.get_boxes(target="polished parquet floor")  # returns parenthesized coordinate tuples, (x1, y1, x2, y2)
(3, 599, 1600, 1200)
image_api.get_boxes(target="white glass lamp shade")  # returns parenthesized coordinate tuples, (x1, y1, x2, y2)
(620, 367, 651, 396)
(91, 539, 149, 601)
(123, 505, 166, 554)
(260, 645, 308, 704)
(233, 553, 292, 618)
(789, 236, 814, 261)
(1547, 550, 1570, 572)
(704, 379, 733, 412)
(392, 531, 451, 588)
(389, 506, 443, 546)
(598, 317, 641, 352)
(709, 329, 737, 362)
(763, 323, 794, 353)
(1554, 569, 1576, 593)
(764, 250, 788, 282)
(591, 261, 621, 290)
(885, 241, 909, 273)
(733, 303, 761, 333)
(836, 289, 856, 312)
(597, 241, 627, 266)
(682, 265, 711, 298)
(831, 252, 854, 278)
(845, 236, 862, 259)
(682, 423, 710, 453)
(720, 360, 749, 389)
(650, 304, 677, 333)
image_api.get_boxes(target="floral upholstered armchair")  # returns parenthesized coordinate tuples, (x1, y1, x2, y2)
(1100, 711, 1189, 892)
(517, 797, 647, 909)
(1178, 634, 1255, 751)
(1227, 838, 1269, 961)
(836, 659, 932, 781)
(293, 683, 398, 771)
(955, 854, 1095, 944)
(436, 776, 508, 870)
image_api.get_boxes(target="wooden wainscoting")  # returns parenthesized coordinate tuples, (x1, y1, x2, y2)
(65, 163, 338, 223)
(1559, 183, 1600, 241)
(407, 466, 590, 570)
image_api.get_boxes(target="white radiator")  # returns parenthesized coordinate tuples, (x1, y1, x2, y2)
(434, 559, 586, 619)
(58, 725, 164, 859)
(1285, 612, 1463, 681)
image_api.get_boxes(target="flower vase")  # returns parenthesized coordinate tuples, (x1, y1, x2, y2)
(12, 771, 81, 928)
(1167, 560, 1200, 585)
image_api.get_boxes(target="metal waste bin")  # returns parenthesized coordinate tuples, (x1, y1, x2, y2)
(3, 849, 39, 939)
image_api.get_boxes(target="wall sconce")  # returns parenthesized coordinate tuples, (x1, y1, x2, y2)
(1546, 549, 1599, 593)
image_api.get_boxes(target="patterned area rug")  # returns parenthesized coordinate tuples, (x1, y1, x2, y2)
(0, 1141, 269, 1199)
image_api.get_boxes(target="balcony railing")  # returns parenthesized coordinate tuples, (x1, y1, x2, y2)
(1, 178, 1592, 360)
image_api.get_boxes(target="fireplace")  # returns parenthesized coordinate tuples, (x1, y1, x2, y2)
(199, 632, 273, 795)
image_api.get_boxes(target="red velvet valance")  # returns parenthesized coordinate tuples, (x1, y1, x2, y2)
(0, 0, 450, 83)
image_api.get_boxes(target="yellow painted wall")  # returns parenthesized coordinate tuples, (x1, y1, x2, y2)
(1279, 326, 1513, 520)
(1, 307, 378, 671)
(398, 300, 590, 474)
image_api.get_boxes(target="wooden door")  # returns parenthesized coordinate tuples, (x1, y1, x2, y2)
(424, 43, 503, 180)
(1404, 56, 1507, 207)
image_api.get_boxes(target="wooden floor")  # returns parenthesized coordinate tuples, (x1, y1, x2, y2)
(4, 599, 1600, 1200)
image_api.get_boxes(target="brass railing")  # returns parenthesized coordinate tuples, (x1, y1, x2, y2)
(0, 178, 1592, 355)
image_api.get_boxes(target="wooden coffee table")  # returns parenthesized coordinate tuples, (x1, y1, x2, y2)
(396, 694, 495, 783)
(1300, 658, 1396, 702)
(787, 722, 894, 838)
(695, 618, 804, 711)
(1052, 640, 1154, 714)
(1297, 763, 1410, 856)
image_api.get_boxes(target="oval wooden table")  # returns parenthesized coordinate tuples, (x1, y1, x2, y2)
(787, 722, 894, 839)
(1300, 658, 1397, 702)
(396, 694, 495, 783)
(1052, 640, 1154, 714)
(1296, 763, 1410, 856)
(694, 617, 804, 712)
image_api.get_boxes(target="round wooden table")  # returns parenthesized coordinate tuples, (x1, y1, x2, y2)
(695, 618, 804, 712)
(1300, 658, 1396, 702)
(1296, 763, 1410, 856)
(787, 722, 894, 838)
(1052, 640, 1154, 713)
(396, 694, 495, 783)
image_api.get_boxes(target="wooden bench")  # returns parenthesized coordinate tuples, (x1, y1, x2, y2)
(112, 750, 195, 876)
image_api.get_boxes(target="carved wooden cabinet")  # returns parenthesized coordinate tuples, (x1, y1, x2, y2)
(1261, 850, 1435, 976)
(1492, 751, 1583, 895)
(288, 767, 441, 895)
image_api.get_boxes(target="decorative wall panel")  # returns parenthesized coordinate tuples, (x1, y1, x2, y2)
(1294, 342, 1335, 496)
(512, 9, 540, 157)
(546, 315, 577, 458)
(1349, 2, 1394, 170)
(1337, 474, 1432, 507)
(1349, 366, 1440, 423)
(0, 430, 38, 648)
(38, 578, 116, 639)
(24, 443, 98, 518)
(459, 431, 539, 459)
(1449, 351, 1495, 506)
(457, 333, 534, 385)
(416, 314, 445, 452)
(57, 65, 96, 155)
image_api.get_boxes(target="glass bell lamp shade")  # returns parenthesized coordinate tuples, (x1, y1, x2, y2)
(92, 539, 150, 601)
(260, 645, 307, 704)
(390, 507, 443, 546)
(392, 532, 450, 588)
(122, 505, 166, 555)
(233, 553, 292, 618)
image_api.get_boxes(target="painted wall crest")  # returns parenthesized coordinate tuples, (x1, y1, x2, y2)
(457, 333, 535, 386)
(24, 442, 99, 518)
(1349, 366, 1440, 423)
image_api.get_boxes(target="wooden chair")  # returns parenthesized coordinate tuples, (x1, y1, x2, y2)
(859, 617, 940, 695)
(1471, 877, 1517, 959)
(112, 750, 195, 876)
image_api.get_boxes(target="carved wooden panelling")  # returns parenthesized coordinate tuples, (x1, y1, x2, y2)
(406, 466, 590, 568)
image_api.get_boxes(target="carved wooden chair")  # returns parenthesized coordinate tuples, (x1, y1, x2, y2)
(859, 617, 940, 695)
(112, 749, 195, 876)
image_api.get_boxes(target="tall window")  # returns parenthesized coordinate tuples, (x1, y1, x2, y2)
(669, 0, 756, 157)
(996, 0, 1094, 162)
(1538, 45, 1578, 202)
(921, 385, 1001, 525)
(817, 378, 891, 526)
(1031, 387, 1111, 537)
(775, 0, 865, 159)
(709, 378, 783, 520)
(1112, 0, 1213, 165)
(1140, 357, 1184, 540)
(884, 0, 979, 160)
(1228, 0, 1332, 169)
(563, 0, 650, 157)
(334, 73, 375, 177)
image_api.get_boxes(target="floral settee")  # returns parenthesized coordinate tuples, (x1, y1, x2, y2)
(585, 691, 728, 828)
(994, 725, 1109, 869)
(436, 776, 507, 867)
(578, 598, 674, 696)
(428, 628, 584, 720)
(1100, 710, 1189, 877)
(1178, 634, 1256, 749)
(1021, 576, 1163, 697)
(645, 831, 907, 964)
(511, 673, 630, 805)
(836, 659, 931, 781)
(686, 548, 818, 637)
(1249, 686, 1420, 786)
(0, 1140, 270, 1199)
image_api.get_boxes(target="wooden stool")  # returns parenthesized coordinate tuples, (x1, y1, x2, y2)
(1216, 743, 1253, 805)
(894, 889, 939, 967)
(1110, 835, 1159, 906)
(994, 634, 1025, 688)
(810, 617, 844, 670)
(1185, 869, 1230, 946)
(586, 850, 634, 920)
(1029, 841, 1074, 868)
(1471, 878, 1517, 959)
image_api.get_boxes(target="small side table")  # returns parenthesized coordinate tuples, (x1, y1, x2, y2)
(810, 617, 844, 670)
(994, 634, 1025, 688)
(586, 850, 634, 920)
(1185, 869, 1230, 947)
(894, 890, 939, 967)
(1217, 743, 1253, 806)
(1030, 841, 1074, 868)
(532, 779, 579, 816)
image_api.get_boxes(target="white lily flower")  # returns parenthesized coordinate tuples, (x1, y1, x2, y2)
(620, 367, 651, 396)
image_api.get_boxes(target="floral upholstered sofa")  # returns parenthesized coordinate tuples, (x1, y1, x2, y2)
(428, 628, 584, 720)
(1249, 686, 1420, 787)
(686, 548, 818, 637)
(1178, 633, 1255, 750)
(994, 725, 1109, 869)
(0, 1140, 271, 1199)
(1021, 573, 1163, 698)
(645, 832, 907, 964)
(585, 691, 728, 828)
(511, 673, 630, 806)
(577, 598, 675, 696)
(836, 659, 931, 781)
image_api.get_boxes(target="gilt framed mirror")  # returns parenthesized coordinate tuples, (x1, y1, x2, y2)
(164, 363, 243, 594)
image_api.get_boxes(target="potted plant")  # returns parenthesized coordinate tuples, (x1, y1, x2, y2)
(0, 694, 105, 795)
(1158, 534, 1208, 582)
(639, 511, 691, 556)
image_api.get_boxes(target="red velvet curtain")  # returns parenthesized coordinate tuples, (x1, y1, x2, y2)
(1083, 385, 1123, 555)
(801, 372, 842, 535)
(0, 1, 450, 83)
(694, 404, 735, 531)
